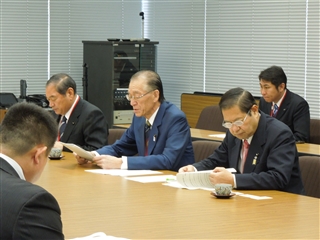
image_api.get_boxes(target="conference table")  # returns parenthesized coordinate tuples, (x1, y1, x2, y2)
(114, 124, 320, 156)
(37, 152, 319, 239)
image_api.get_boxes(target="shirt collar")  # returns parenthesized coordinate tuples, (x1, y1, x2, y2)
(243, 135, 253, 145)
(146, 107, 160, 126)
(273, 89, 287, 109)
(0, 153, 26, 180)
(64, 95, 80, 120)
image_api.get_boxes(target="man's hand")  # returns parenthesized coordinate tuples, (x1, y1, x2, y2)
(93, 155, 123, 169)
(74, 152, 95, 165)
(209, 167, 234, 186)
(178, 165, 196, 173)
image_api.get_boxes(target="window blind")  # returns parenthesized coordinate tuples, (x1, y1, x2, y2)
(0, 1, 48, 96)
(50, 1, 141, 96)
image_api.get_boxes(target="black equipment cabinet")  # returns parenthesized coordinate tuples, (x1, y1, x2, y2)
(82, 41, 158, 127)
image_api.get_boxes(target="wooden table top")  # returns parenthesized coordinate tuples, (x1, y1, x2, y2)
(36, 152, 320, 239)
(114, 125, 320, 156)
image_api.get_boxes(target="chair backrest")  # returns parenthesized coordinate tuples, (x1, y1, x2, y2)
(309, 119, 320, 144)
(195, 105, 226, 132)
(108, 128, 126, 145)
(299, 155, 320, 198)
(192, 140, 221, 163)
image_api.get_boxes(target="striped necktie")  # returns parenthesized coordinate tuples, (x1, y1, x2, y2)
(144, 120, 151, 156)
(272, 104, 278, 117)
(59, 116, 67, 138)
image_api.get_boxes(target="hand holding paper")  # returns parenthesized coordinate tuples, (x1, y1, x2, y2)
(61, 142, 94, 161)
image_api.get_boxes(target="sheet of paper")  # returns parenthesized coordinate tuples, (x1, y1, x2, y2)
(125, 175, 176, 183)
(176, 168, 236, 188)
(85, 169, 163, 177)
(69, 231, 130, 240)
(61, 142, 93, 160)
(234, 192, 273, 200)
(208, 134, 226, 139)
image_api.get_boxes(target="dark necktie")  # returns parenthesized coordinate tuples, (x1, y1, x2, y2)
(144, 120, 151, 156)
(241, 140, 250, 173)
(59, 116, 67, 139)
(272, 104, 278, 117)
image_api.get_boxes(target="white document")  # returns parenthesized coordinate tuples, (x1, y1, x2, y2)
(61, 142, 94, 160)
(85, 169, 163, 177)
(176, 168, 236, 188)
(125, 174, 176, 183)
(69, 231, 130, 240)
(208, 134, 226, 139)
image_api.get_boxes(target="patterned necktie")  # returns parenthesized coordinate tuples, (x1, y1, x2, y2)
(272, 104, 278, 117)
(241, 139, 250, 173)
(144, 120, 151, 156)
(59, 116, 67, 139)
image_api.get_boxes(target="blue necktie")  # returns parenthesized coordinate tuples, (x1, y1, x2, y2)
(272, 104, 278, 117)
(59, 116, 67, 138)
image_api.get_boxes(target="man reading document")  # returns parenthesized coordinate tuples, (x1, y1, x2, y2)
(75, 70, 194, 171)
(179, 87, 305, 195)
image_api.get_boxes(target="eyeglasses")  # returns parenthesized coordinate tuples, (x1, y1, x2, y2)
(222, 110, 251, 129)
(125, 90, 154, 101)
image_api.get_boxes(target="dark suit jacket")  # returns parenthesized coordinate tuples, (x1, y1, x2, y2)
(0, 158, 64, 239)
(259, 89, 310, 142)
(59, 98, 109, 151)
(97, 101, 195, 171)
(193, 112, 305, 195)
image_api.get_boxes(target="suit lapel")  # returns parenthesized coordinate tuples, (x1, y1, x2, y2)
(276, 90, 291, 119)
(229, 136, 242, 171)
(243, 112, 266, 173)
(60, 99, 83, 142)
(146, 102, 166, 155)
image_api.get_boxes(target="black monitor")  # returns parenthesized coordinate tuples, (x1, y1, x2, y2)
(0, 93, 18, 108)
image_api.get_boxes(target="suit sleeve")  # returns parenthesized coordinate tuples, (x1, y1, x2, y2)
(193, 133, 232, 171)
(81, 108, 109, 151)
(291, 99, 310, 142)
(13, 190, 64, 240)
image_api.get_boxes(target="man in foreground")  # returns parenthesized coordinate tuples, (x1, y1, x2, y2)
(179, 87, 305, 194)
(0, 102, 64, 239)
(77, 70, 194, 171)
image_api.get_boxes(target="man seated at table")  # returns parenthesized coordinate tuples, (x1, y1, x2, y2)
(258, 65, 310, 143)
(76, 70, 194, 171)
(46, 73, 109, 151)
(0, 102, 64, 239)
(179, 87, 305, 195)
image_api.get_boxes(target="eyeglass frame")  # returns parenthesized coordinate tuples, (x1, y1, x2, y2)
(125, 90, 154, 101)
(222, 109, 251, 129)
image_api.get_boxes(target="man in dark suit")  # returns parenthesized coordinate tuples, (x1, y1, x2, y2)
(46, 73, 109, 151)
(179, 87, 305, 195)
(77, 70, 195, 171)
(0, 102, 64, 239)
(258, 65, 310, 142)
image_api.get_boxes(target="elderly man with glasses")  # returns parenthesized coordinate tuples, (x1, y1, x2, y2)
(76, 70, 194, 171)
(179, 87, 305, 195)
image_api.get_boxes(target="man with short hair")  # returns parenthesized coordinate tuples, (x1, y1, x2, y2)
(258, 65, 310, 142)
(46, 73, 109, 151)
(0, 102, 64, 239)
(77, 70, 195, 171)
(179, 87, 305, 195)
